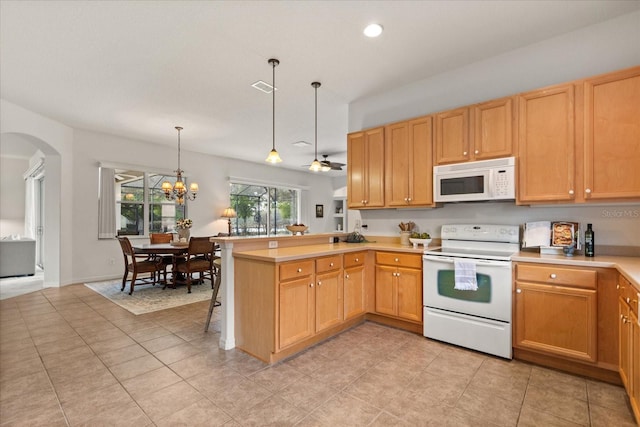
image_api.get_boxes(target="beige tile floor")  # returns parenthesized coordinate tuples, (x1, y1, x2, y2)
(0, 283, 637, 426)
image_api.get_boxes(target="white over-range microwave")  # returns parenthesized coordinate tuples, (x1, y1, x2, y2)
(434, 157, 515, 203)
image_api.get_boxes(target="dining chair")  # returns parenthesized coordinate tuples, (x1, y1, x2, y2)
(117, 236, 163, 295)
(204, 257, 222, 332)
(171, 236, 216, 293)
(150, 233, 173, 283)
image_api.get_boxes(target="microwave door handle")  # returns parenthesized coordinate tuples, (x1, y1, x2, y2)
(488, 169, 494, 198)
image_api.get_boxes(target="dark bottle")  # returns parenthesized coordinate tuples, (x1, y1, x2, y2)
(584, 223, 595, 257)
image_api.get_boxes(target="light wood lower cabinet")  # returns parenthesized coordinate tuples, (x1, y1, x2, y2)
(343, 251, 366, 320)
(515, 263, 598, 362)
(618, 274, 640, 423)
(375, 252, 422, 323)
(513, 262, 621, 384)
(279, 255, 343, 350)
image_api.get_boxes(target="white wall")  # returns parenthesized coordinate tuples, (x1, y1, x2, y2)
(72, 129, 336, 283)
(349, 11, 640, 130)
(1, 99, 73, 287)
(0, 156, 28, 236)
(347, 11, 640, 249)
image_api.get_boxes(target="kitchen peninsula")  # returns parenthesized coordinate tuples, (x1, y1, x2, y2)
(211, 233, 426, 361)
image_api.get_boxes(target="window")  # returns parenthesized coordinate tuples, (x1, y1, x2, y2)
(104, 168, 186, 237)
(229, 182, 299, 236)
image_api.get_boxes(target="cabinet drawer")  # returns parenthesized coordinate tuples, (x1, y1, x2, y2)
(619, 274, 639, 317)
(279, 260, 314, 281)
(316, 255, 342, 274)
(376, 251, 422, 269)
(344, 251, 366, 268)
(516, 264, 596, 289)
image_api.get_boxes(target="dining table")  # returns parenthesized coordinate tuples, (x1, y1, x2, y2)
(132, 242, 189, 288)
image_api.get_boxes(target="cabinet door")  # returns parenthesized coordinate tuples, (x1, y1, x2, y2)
(632, 311, 640, 419)
(347, 128, 385, 208)
(408, 116, 434, 206)
(347, 131, 367, 208)
(344, 265, 366, 320)
(620, 297, 632, 391)
(435, 107, 469, 165)
(517, 84, 576, 203)
(375, 265, 396, 316)
(396, 267, 422, 322)
(365, 127, 385, 207)
(279, 277, 315, 349)
(584, 67, 640, 200)
(385, 122, 411, 207)
(315, 270, 343, 332)
(473, 97, 514, 160)
(515, 282, 597, 362)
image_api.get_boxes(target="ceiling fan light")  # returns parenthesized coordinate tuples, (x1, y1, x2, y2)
(320, 163, 332, 172)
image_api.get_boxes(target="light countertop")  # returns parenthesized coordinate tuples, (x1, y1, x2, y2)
(233, 243, 640, 289)
(512, 252, 640, 288)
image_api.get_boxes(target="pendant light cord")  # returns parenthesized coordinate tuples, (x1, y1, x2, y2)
(272, 60, 276, 151)
(314, 83, 318, 159)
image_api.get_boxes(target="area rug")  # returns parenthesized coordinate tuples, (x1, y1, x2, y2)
(84, 279, 213, 315)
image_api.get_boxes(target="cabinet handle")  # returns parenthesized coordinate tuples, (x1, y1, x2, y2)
(329, 262, 334, 267)
(569, 190, 574, 195)
(318, 281, 322, 286)
(621, 315, 628, 324)
(585, 188, 592, 194)
(617, 284, 620, 290)
(463, 151, 468, 156)
(516, 289, 522, 293)
(474, 150, 479, 155)
(395, 258, 399, 262)
(297, 268, 302, 273)
(310, 283, 314, 288)
(345, 274, 350, 279)
(355, 258, 359, 262)
(407, 198, 412, 202)
(550, 273, 557, 279)
(404, 197, 408, 202)
(626, 297, 631, 303)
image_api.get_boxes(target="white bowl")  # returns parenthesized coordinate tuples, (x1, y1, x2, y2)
(409, 238, 432, 248)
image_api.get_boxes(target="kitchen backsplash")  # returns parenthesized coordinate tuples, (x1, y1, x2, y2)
(353, 201, 640, 251)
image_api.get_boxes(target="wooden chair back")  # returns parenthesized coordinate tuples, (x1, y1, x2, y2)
(150, 233, 173, 244)
(117, 236, 134, 258)
(188, 236, 214, 257)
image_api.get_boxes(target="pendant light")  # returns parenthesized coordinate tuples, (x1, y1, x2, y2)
(309, 81, 324, 172)
(161, 126, 198, 205)
(265, 58, 282, 163)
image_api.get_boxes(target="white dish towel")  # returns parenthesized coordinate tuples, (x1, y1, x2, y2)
(454, 258, 478, 291)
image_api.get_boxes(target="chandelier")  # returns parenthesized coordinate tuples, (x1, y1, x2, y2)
(161, 126, 199, 205)
(265, 58, 283, 163)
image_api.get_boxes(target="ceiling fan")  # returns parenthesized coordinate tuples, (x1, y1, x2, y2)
(320, 155, 345, 171)
(302, 154, 345, 171)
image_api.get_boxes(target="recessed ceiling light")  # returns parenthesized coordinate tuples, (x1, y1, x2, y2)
(251, 80, 276, 93)
(363, 23, 383, 38)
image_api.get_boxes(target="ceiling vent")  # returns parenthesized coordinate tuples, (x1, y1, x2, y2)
(251, 80, 275, 94)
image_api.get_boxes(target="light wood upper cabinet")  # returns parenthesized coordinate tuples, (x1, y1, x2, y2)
(583, 67, 640, 200)
(347, 127, 385, 209)
(517, 84, 576, 203)
(473, 97, 515, 160)
(385, 116, 434, 207)
(435, 107, 469, 164)
(435, 98, 514, 166)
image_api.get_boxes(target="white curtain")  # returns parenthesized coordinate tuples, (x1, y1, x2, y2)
(23, 177, 36, 239)
(23, 159, 44, 239)
(98, 167, 116, 239)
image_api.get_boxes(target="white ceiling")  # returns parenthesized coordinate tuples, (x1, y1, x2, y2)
(1, 1, 638, 173)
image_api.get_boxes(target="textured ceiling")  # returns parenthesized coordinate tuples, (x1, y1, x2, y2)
(1, 1, 638, 173)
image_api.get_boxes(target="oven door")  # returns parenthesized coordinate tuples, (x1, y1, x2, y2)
(422, 254, 512, 322)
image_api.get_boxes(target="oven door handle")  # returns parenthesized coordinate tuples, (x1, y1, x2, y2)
(423, 255, 512, 268)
